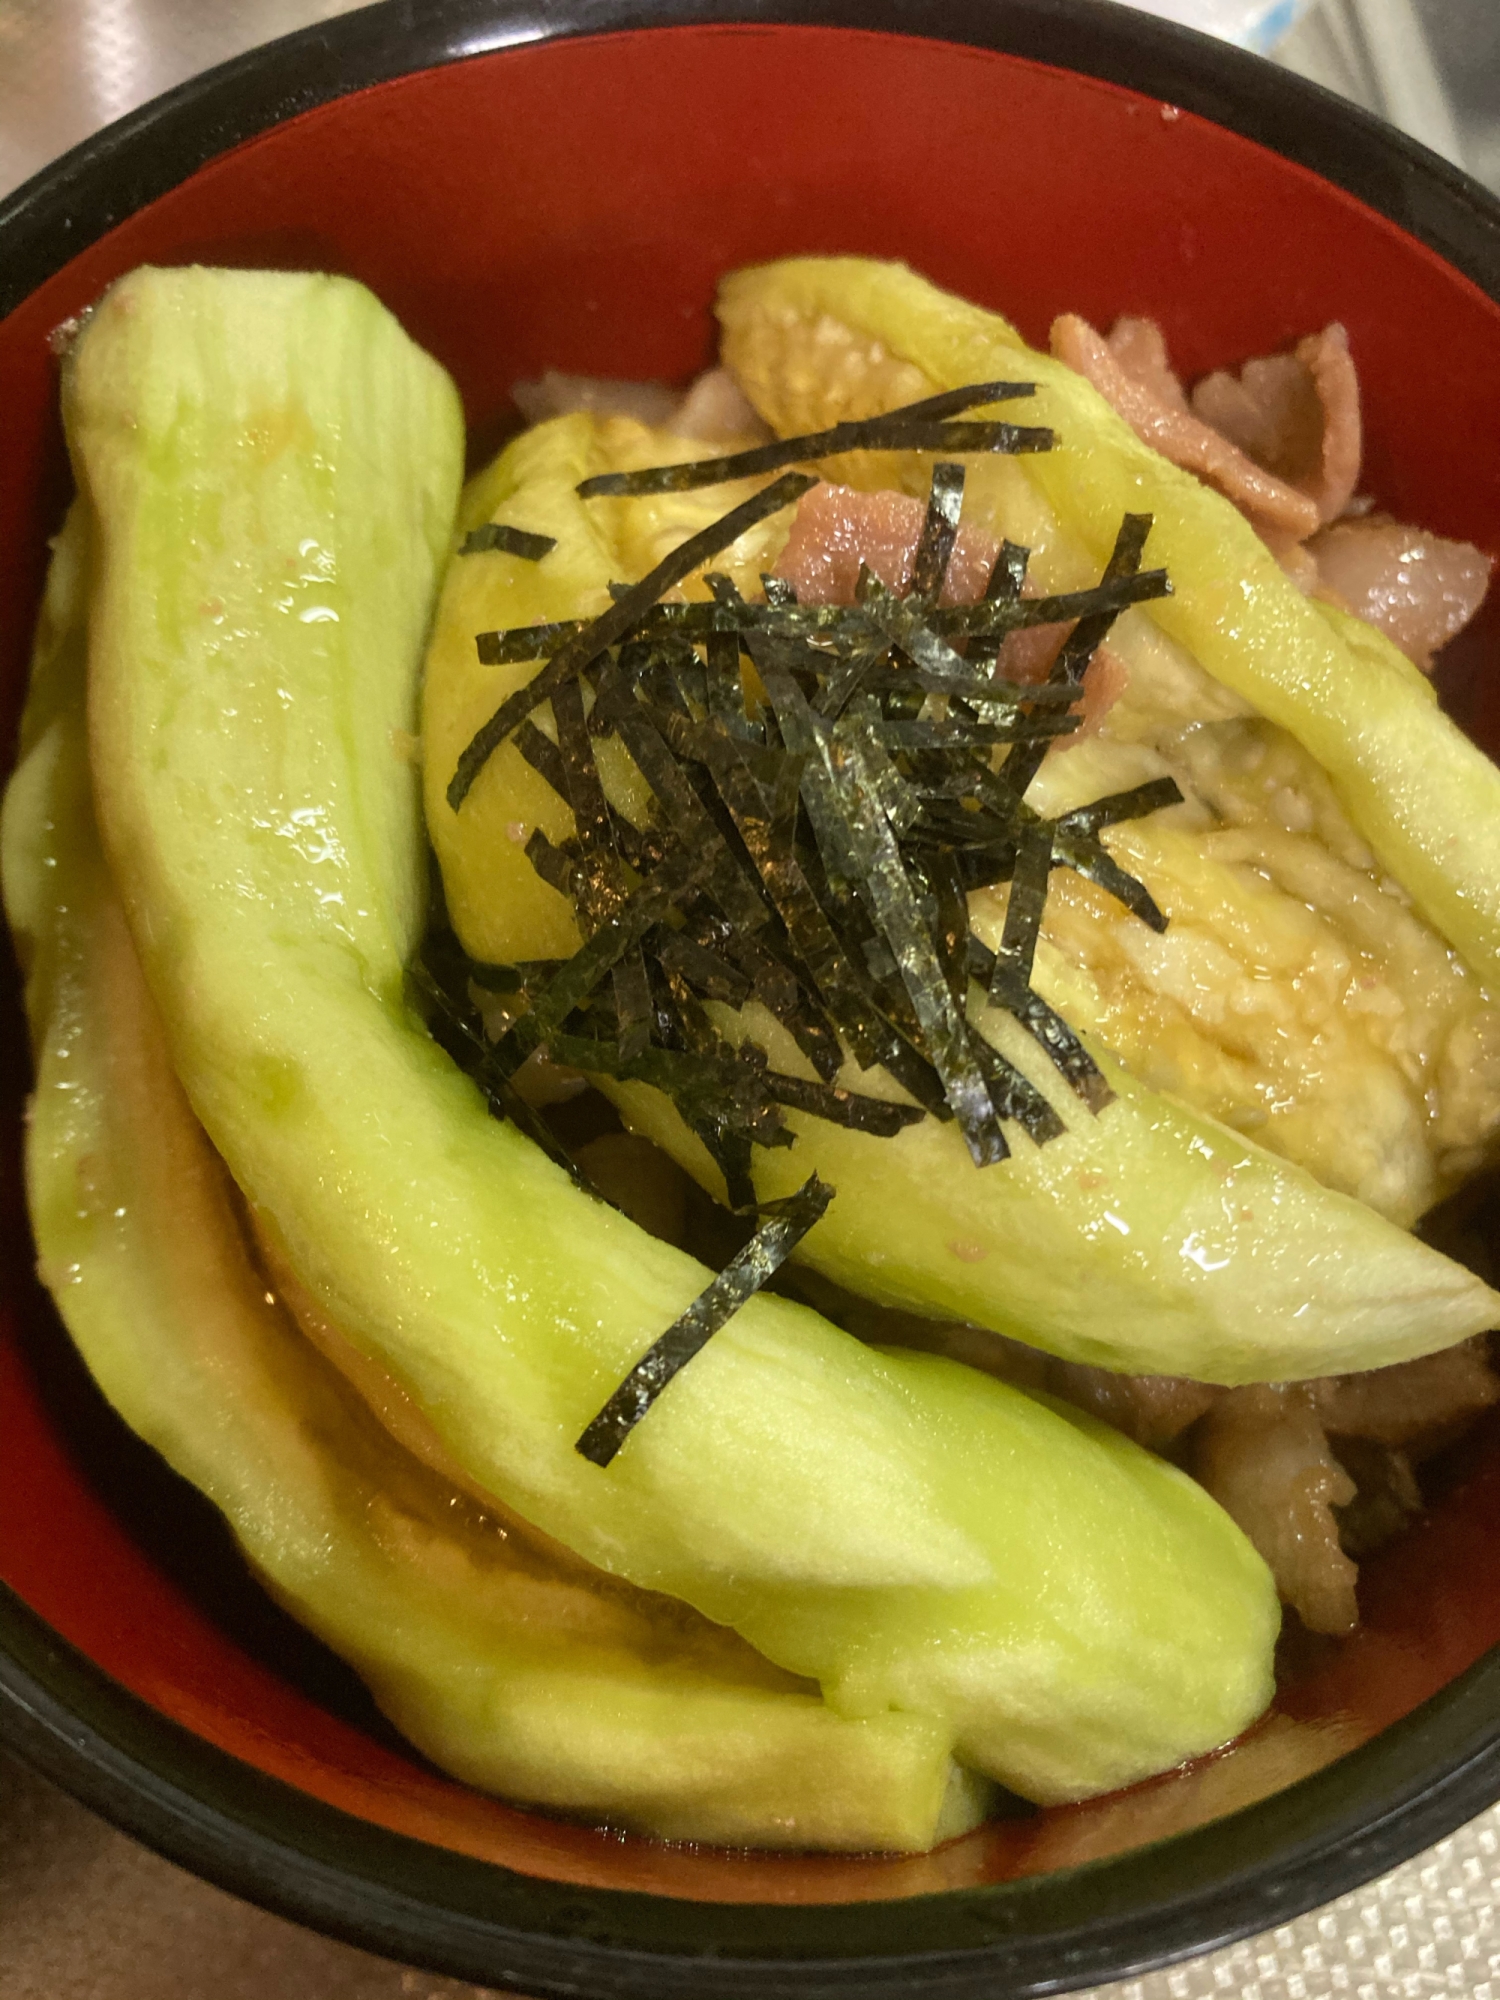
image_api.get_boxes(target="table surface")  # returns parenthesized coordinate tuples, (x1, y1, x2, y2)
(3, 3, 1500, 1996)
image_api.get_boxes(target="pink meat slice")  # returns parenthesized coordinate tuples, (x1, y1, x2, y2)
(1191, 324, 1361, 526)
(1103, 316, 1191, 413)
(773, 478, 999, 606)
(771, 483, 1126, 739)
(1051, 313, 1321, 540)
(1309, 517, 1492, 671)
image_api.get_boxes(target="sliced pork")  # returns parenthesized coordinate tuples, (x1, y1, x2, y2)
(1103, 316, 1192, 412)
(1308, 518, 1492, 672)
(1191, 324, 1361, 526)
(1052, 314, 1490, 667)
(773, 478, 1001, 605)
(1309, 1338, 1500, 1450)
(1050, 313, 1321, 539)
(1192, 1386, 1360, 1635)
(772, 481, 1127, 740)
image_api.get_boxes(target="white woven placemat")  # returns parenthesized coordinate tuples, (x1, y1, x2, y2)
(2, 3, 1497, 1994)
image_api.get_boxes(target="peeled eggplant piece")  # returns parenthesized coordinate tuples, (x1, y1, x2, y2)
(420, 404, 1500, 1383)
(1, 513, 981, 1850)
(69, 265, 1279, 1809)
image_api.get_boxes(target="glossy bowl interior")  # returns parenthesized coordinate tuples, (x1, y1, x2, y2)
(5, 4, 1500, 1995)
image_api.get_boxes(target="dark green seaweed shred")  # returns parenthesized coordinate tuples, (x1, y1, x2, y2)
(513, 718, 569, 800)
(820, 722, 1007, 1168)
(917, 846, 971, 1015)
(762, 1070, 925, 1136)
(476, 618, 587, 666)
(1051, 830, 1169, 932)
(909, 462, 966, 604)
(967, 1025, 1066, 1140)
(989, 822, 1052, 996)
(1052, 514, 1154, 687)
(501, 839, 719, 1062)
(868, 714, 1078, 749)
(551, 677, 624, 920)
(449, 470, 816, 810)
(1054, 777, 1184, 838)
(461, 522, 558, 561)
(433, 416, 1209, 1453)
(410, 920, 586, 1182)
(968, 932, 1113, 1113)
(654, 929, 752, 1006)
(575, 383, 1049, 498)
(695, 910, 849, 1083)
(575, 1173, 836, 1465)
(523, 827, 579, 901)
(1000, 514, 1157, 801)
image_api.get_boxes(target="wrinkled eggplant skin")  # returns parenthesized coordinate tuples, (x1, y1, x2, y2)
(57, 264, 1279, 1811)
(425, 393, 1500, 1385)
(720, 257, 1500, 988)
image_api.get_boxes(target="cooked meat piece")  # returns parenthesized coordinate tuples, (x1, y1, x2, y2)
(1191, 325, 1361, 526)
(1308, 517, 1492, 671)
(1045, 1360, 1217, 1453)
(511, 369, 681, 428)
(1192, 1386, 1358, 1635)
(671, 367, 773, 444)
(772, 478, 1000, 605)
(772, 482, 1127, 736)
(1330, 1438, 1423, 1559)
(1068, 643, 1130, 747)
(1055, 316, 1485, 670)
(1309, 1337, 1500, 1453)
(1050, 313, 1321, 539)
(1104, 316, 1191, 412)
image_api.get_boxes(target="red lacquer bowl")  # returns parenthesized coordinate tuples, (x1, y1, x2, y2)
(5, 4, 1500, 1994)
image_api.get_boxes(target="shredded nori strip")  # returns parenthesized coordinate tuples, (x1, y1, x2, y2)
(969, 932, 1113, 1113)
(575, 1173, 836, 1465)
(449, 470, 816, 810)
(654, 929, 752, 1006)
(989, 822, 1052, 997)
(761, 1070, 925, 1136)
(576, 383, 1049, 497)
(524, 827, 579, 900)
(551, 677, 623, 920)
(1051, 830, 1169, 932)
(868, 715, 1077, 749)
(820, 721, 1007, 1168)
(909, 462, 966, 604)
(410, 927, 585, 1182)
(1054, 777, 1184, 838)
(435, 421, 1203, 1455)
(513, 718, 569, 799)
(472, 573, 1169, 674)
(475, 610, 720, 668)
(501, 840, 719, 1059)
(461, 522, 558, 561)
(967, 1026, 1066, 1141)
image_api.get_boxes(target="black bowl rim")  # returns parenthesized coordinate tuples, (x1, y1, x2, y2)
(5, 2, 1500, 1995)
(6, 0, 1500, 318)
(10, 1575, 1500, 1998)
